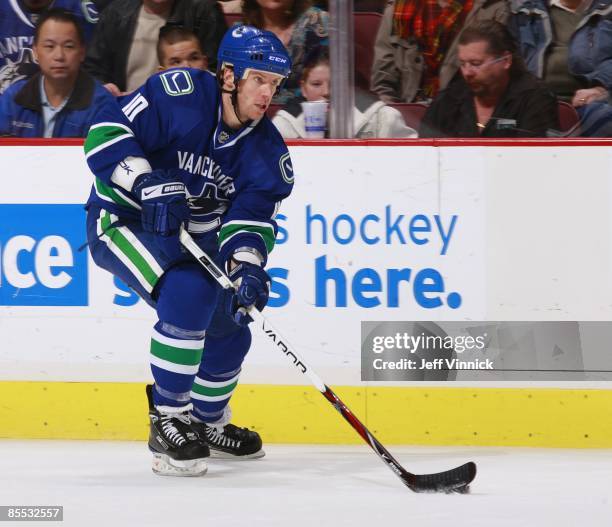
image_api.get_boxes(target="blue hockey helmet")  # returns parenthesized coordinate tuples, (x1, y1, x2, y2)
(217, 25, 292, 84)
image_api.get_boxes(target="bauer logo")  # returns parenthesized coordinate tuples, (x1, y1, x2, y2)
(0, 205, 88, 306)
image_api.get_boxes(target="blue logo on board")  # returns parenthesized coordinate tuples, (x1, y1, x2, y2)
(0, 205, 88, 306)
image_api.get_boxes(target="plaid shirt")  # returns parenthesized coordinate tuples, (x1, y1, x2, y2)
(392, 0, 474, 97)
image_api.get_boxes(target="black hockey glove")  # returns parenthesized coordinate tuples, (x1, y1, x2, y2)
(226, 262, 270, 327)
(132, 169, 190, 260)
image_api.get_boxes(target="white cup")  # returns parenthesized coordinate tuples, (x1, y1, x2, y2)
(301, 100, 328, 138)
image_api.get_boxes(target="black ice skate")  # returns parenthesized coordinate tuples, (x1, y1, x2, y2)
(192, 421, 265, 459)
(146, 384, 210, 476)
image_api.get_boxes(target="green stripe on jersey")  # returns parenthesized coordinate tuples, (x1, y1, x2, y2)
(218, 223, 275, 253)
(191, 380, 238, 397)
(95, 178, 137, 209)
(100, 212, 159, 287)
(84, 125, 131, 154)
(151, 339, 203, 366)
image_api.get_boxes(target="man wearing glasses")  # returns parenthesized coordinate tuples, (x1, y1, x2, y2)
(420, 20, 559, 137)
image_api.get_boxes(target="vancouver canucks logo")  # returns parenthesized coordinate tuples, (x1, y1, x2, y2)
(0, 48, 36, 95)
(279, 152, 294, 184)
(81, 0, 99, 23)
(160, 70, 194, 96)
(218, 131, 230, 144)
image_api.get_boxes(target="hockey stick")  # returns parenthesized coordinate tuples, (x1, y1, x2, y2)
(179, 229, 476, 493)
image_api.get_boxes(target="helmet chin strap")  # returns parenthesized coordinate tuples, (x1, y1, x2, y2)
(221, 85, 246, 126)
(230, 88, 247, 126)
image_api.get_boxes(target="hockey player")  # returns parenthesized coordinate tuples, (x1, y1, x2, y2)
(0, 1, 99, 94)
(84, 25, 293, 476)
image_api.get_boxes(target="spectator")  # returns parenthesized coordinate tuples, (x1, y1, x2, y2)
(510, 0, 612, 136)
(84, 0, 226, 95)
(0, 9, 112, 137)
(218, 0, 242, 13)
(0, 0, 99, 94)
(157, 25, 208, 70)
(419, 20, 558, 137)
(241, 0, 328, 103)
(272, 49, 417, 137)
(371, 0, 509, 103)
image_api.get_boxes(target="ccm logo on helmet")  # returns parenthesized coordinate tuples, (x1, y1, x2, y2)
(269, 55, 287, 64)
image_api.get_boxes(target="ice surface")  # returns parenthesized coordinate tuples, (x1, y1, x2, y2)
(0, 441, 610, 526)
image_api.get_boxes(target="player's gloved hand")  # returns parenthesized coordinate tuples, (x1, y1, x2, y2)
(132, 169, 190, 235)
(226, 262, 270, 327)
(132, 169, 190, 259)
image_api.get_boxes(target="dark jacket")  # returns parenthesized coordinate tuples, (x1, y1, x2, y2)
(84, 0, 226, 91)
(420, 69, 559, 137)
(0, 70, 113, 137)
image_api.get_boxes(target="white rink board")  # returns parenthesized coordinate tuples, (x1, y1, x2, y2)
(0, 144, 611, 384)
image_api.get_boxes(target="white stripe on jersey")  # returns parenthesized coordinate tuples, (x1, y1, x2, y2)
(150, 355, 199, 376)
(193, 372, 240, 388)
(8, 0, 33, 27)
(86, 134, 134, 159)
(89, 122, 134, 134)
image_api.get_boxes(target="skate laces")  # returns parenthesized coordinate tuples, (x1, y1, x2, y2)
(160, 412, 192, 446)
(205, 425, 241, 449)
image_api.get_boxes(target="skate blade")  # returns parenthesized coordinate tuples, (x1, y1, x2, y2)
(151, 453, 208, 477)
(209, 448, 265, 460)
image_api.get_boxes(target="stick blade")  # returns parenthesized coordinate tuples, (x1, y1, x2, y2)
(408, 461, 477, 493)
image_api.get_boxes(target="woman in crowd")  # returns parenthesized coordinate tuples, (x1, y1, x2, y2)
(272, 50, 417, 138)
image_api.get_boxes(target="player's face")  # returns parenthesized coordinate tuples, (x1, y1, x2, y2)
(301, 64, 330, 102)
(159, 38, 208, 70)
(236, 69, 283, 120)
(458, 41, 511, 98)
(33, 20, 85, 83)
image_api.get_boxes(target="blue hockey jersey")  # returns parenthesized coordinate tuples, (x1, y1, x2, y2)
(0, 0, 98, 94)
(84, 68, 294, 266)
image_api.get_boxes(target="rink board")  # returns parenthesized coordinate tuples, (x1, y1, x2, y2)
(1, 139, 612, 446)
(1, 381, 612, 447)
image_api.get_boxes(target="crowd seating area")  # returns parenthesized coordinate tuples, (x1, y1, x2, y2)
(257, 9, 586, 137)
(0, 2, 602, 138)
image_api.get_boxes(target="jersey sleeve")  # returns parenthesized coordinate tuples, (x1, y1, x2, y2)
(83, 69, 213, 213)
(217, 132, 294, 267)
